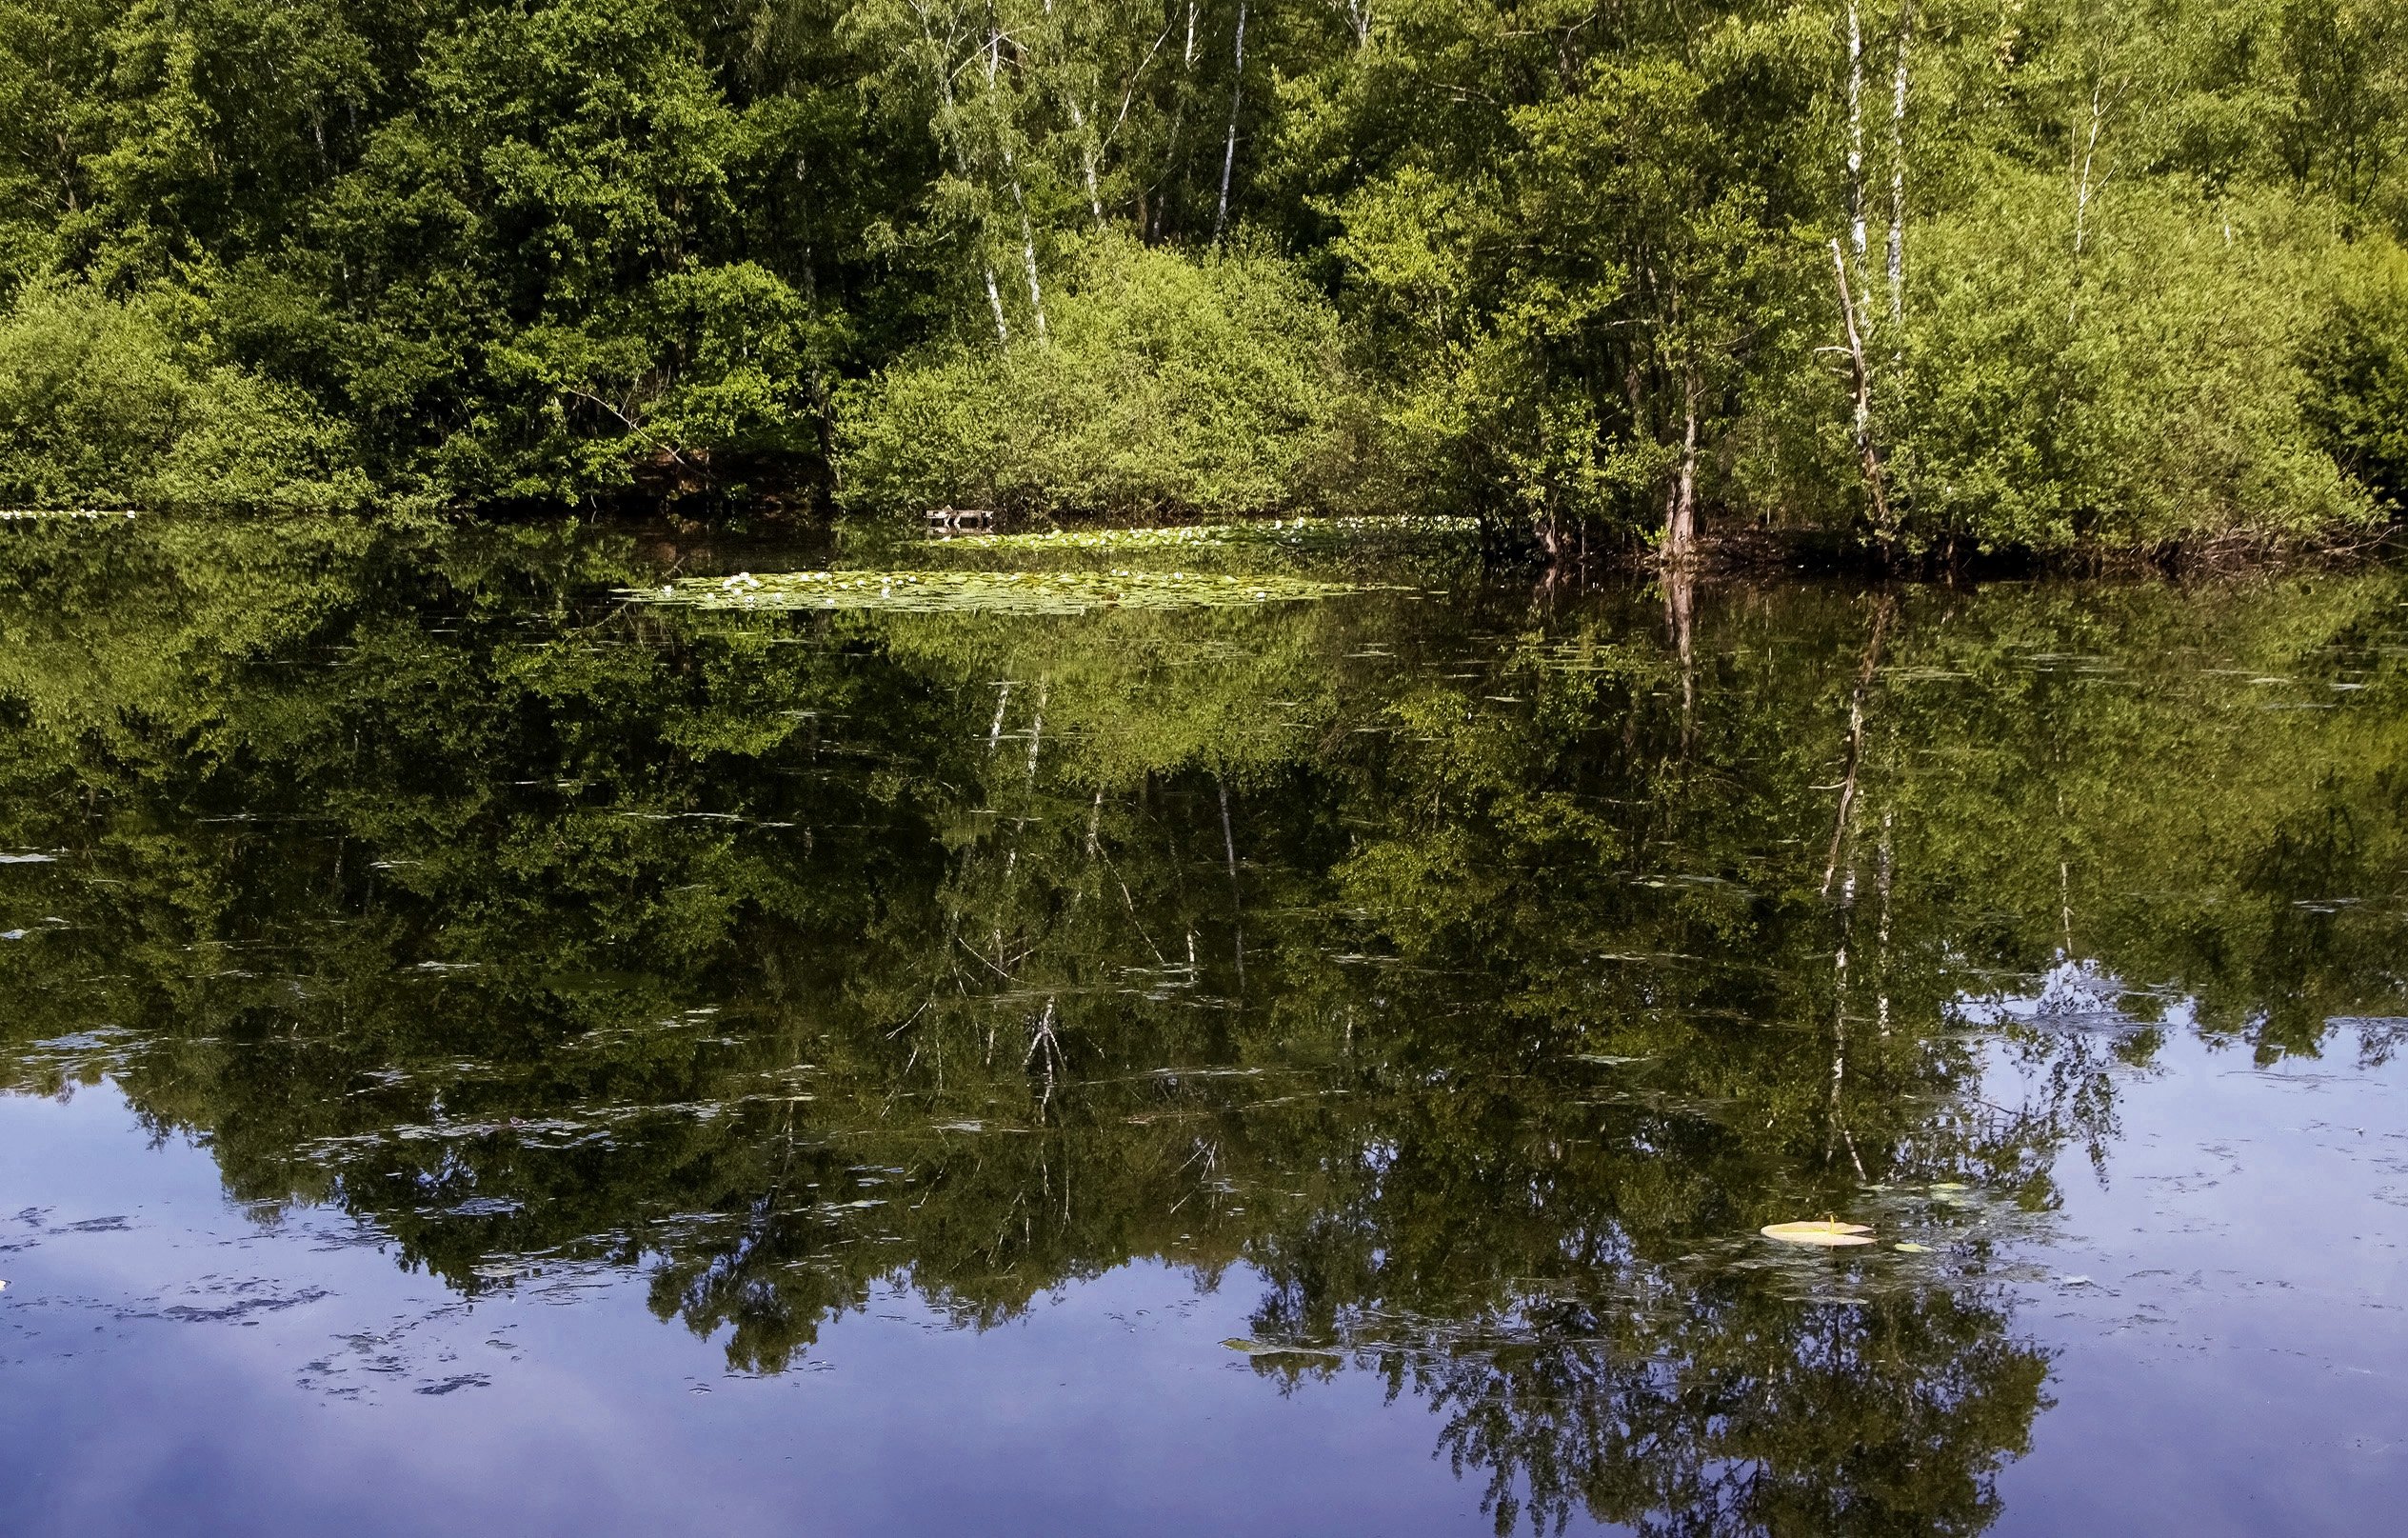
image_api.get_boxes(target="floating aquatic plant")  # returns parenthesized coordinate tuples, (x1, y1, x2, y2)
(1760, 1220, 1876, 1247)
(959, 515, 1479, 553)
(627, 568, 1378, 615)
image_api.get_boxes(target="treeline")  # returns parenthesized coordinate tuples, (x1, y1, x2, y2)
(2, 1, 2405, 556)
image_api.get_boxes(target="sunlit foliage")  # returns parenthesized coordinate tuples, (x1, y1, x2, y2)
(0, 2, 2400, 551)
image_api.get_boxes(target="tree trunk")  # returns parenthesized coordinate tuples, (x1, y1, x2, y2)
(985, 269, 1010, 344)
(1014, 186, 1046, 338)
(1070, 99, 1105, 227)
(920, 12, 1009, 344)
(1215, 0, 1247, 243)
(1042, 0, 1108, 228)
(1664, 565, 1697, 747)
(985, 23, 1048, 339)
(1847, 3, 1867, 270)
(2068, 77, 2117, 326)
(2072, 82, 2107, 261)
(1829, 237, 1893, 530)
(1887, 4, 1910, 334)
(1662, 371, 1700, 567)
(1152, 0, 1201, 241)
(1821, 597, 1893, 897)
(1218, 773, 1244, 993)
(1875, 808, 1894, 1039)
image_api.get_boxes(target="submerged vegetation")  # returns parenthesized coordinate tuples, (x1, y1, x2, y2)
(1, 1, 2404, 557)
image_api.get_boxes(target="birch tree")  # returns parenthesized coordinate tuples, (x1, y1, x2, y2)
(1888, 2, 1909, 333)
(1847, 0, 1867, 273)
(1214, 0, 1247, 241)
(845, 0, 1082, 344)
(842, 0, 1014, 340)
(981, 6, 1049, 337)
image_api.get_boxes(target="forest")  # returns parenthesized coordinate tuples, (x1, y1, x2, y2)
(2, 0, 2405, 559)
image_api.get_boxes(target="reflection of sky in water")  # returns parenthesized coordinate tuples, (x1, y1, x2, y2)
(1953, 955, 2156, 1031)
(0, 1087, 1489, 1537)
(1985, 1031, 2407, 1534)
(4, 1028, 2401, 1537)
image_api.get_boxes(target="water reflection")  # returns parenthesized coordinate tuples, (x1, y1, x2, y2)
(2, 517, 2403, 1533)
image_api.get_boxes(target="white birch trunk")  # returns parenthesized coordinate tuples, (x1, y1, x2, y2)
(1665, 564, 1697, 741)
(1847, 3, 1867, 268)
(1829, 238, 1895, 531)
(919, 9, 1009, 343)
(1887, 5, 1909, 332)
(1875, 809, 1894, 1038)
(1151, 0, 1201, 241)
(985, 268, 1010, 343)
(2069, 80, 2112, 326)
(1014, 185, 1046, 338)
(985, 23, 1047, 338)
(1068, 99, 1105, 226)
(1113, 23, 1173, 141)
(1662, 370, 1699, 567)
(2073, 84, 2106, 259)
(1215, 0, 1247, 243)
(1042, 0, 1106, 227)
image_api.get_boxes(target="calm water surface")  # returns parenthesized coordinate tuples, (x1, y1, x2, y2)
(1, 517, 2403, 1535)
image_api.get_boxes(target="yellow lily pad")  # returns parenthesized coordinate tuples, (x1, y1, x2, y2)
(1760, 1220, 1876, 1247)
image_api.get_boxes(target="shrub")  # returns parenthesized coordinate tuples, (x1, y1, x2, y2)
(0, 286, 369, 512)
(2302, 237, 2408, 510)
(1885, 179, 2371, 555)
(835, 233, 1360, 519)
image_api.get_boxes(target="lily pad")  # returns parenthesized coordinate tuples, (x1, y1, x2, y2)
(1760, 1220, 1876, 1247)
(627, 568, 1371, 616)
(969, 515, 1479, 553)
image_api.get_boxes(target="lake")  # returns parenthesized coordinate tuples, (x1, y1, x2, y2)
(1, 515, 2402, 1535)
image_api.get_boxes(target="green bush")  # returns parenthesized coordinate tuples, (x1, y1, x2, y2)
(1888, 179, 2372, 555)
(2303, 238, 2408, 510)
(0, 285, 370, 512)
(834, 233, 1360, 520)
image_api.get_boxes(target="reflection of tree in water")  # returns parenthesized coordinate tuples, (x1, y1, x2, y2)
(1363, 1285, 2045, 1538)
(3, 521, 2407, 1532)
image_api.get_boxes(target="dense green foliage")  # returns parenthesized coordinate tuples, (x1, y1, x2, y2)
(835, 232, 1356, 516)
(1, 1, 2404, 549)
(5, 519, 2408, 1527)
(0, 283, 369, 509)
